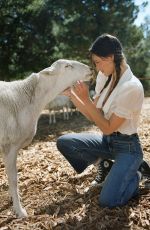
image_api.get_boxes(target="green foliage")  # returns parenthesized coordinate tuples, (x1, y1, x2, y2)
(125, 16, 150, 93)
(0, 0, 150, 93)
(0, 0, 55, 80)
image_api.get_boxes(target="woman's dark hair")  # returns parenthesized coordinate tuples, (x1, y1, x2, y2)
(89, 34, 125, 94)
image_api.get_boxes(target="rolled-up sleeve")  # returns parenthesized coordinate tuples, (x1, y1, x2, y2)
(111, 83, 144, 119)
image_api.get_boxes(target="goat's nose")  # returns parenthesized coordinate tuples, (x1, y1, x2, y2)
(89, 67, 94, 74)
(89, 67, 97, 78)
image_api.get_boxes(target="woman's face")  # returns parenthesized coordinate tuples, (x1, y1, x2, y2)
(92, 54, 115, 77)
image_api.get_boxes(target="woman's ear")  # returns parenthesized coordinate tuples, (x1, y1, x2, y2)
(39, 66, 56, 76)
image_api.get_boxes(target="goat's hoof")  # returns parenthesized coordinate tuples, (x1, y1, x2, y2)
(16, 208, 28, 218)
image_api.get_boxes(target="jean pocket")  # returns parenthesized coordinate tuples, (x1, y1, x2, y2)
(112, 140, 136, 154)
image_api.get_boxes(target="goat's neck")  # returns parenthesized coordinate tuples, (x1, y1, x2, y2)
(33, 74, 64, 115)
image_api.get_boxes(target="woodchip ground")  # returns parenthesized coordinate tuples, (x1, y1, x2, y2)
(0, 98, 150, 230)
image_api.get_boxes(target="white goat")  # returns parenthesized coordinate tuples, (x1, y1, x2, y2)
(0, 59, 92, 218)
(46, 95, 73, 124)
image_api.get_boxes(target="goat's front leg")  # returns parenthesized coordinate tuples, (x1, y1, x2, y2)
(3, 146, 27, 218)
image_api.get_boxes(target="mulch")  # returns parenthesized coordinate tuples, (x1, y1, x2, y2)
(0, 98, 150, 230)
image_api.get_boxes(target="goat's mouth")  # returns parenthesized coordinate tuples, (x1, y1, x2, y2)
(86, 69, 95, 78)
(85, 71, 95, 82)
(85, 70, 96, 86)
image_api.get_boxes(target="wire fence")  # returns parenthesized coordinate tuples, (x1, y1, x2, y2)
(139, 78, 150, 80)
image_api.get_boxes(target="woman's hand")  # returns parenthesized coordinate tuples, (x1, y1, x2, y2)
(72, 80, 90, 103)
(61, 81, 90, 104)
(61, 81, 94, 121)
(61, 87, 72, 98)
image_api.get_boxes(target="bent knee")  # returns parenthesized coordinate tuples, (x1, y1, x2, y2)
(57, 134, 73, 152)
(57, 134, 68, 145)
(56, 136, 65, 151)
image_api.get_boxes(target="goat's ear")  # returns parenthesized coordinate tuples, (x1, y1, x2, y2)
(39, 66, 56, 76)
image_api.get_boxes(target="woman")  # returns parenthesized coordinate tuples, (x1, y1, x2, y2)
(56, 34, 149, 207)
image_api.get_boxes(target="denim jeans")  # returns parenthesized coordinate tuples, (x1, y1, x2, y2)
(56, 132, 143, 208)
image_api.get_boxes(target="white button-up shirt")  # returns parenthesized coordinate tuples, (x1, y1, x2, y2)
(94, 66, 144, 135)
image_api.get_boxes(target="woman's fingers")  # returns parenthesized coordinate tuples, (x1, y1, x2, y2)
(61, 88, 71, 97)
(73, 81, 83, 91)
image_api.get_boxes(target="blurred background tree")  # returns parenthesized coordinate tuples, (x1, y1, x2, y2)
(0, 0, 149, 93)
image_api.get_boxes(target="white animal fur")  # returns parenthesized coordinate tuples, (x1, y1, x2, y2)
(0, 59, 92, 218)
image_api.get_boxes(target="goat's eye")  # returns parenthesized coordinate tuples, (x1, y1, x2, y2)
(65, 64, 73, 68)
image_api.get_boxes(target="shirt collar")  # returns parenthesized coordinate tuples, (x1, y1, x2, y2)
(116, 65, 133, 86)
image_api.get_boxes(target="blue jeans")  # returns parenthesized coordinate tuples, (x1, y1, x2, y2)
(57, 132, 143, 208)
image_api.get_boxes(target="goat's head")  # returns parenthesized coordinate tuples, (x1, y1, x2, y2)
(39, 59, 94, 94)
(51, 59, 93, 90)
